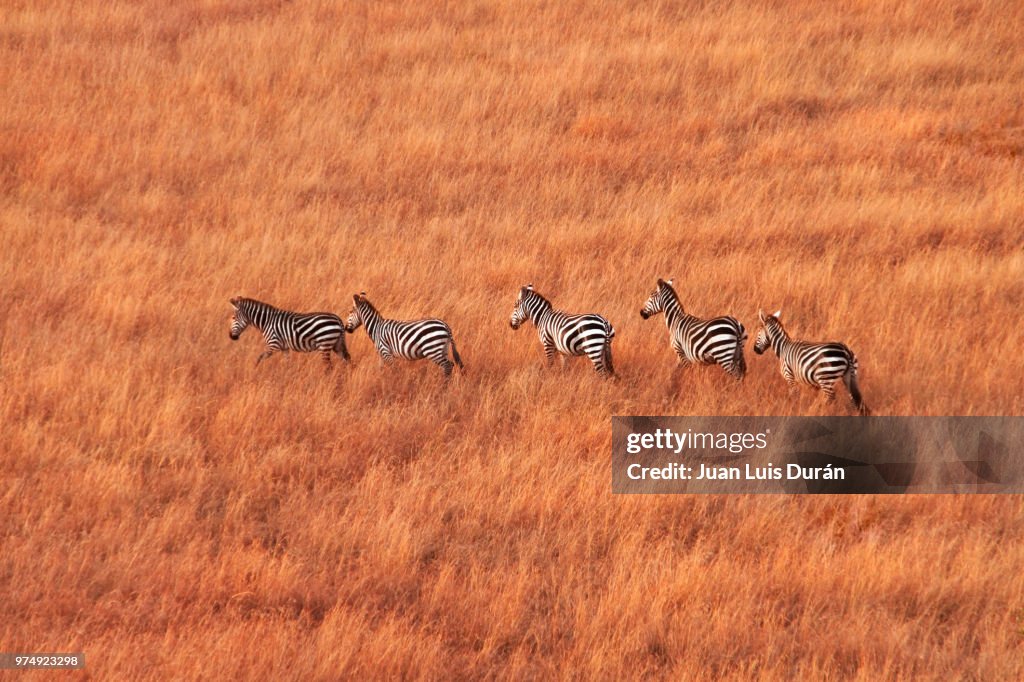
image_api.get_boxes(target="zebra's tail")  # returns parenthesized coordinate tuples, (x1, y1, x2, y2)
(731, 323, 747, 381)
(603, 342, 615, 377)
(603, 321, 616, 377)
(334, 334, 350, 362)
(846, 355, 869, 415)
(450, 334, 464, 371)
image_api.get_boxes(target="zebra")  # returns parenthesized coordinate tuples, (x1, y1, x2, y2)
(753, 309, 869, 414)
(509, 284, 615, 377)
(229, 296, 349, 369)
(639, 278, 747, 380)
(344, 292, 463, 378)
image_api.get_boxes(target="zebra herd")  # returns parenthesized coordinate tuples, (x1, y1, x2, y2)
(228, 279, 869, 414)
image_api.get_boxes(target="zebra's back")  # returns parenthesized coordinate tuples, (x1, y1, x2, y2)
(786, 340, 855, 386)
(380, 318, 454, 360)
(546, 312, 613, 357)
(671, 314, 746, 373)
(282, 311, 346, 352)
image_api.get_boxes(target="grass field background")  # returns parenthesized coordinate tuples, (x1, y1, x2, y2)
(3, 0, 1023, 678)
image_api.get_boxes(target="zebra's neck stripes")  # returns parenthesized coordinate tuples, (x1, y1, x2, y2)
(521, 290, 554, 326)
(765, 319, 792, 356)
(356, 299, 384, 340)
(660, 284, 688, 326)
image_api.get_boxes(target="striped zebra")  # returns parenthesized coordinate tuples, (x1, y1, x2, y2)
(640, 278, 747, 380)
(509, 284, 615, 377)
(229, 296, 349, 369)
(754, 309, 868, 415)
(345, 293, 463, 378)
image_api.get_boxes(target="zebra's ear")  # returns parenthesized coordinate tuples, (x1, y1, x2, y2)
(758, 309, 766, 323)
(526, 283, 534, 291)
(667, 278, 673, 286)
(230, 297, 239, 308)
(772, 309, 782, 319)
(353, 294, 361, 303)
(657, 278, 665, 286)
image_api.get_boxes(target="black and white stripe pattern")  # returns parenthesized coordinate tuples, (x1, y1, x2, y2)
(345, 293, 463, 378)
(640, 278, 747, 380)
(509, 284, 615, 377)
(229, 296, 349, 369)
(754, 309, 868, 414)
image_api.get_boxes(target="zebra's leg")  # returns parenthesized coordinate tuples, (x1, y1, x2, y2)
(716, 353, 735, 378)
(373, 340, 395, 367)
(820, 380, 837, 402)
(258, 333, 284, 366)
(424, 348, 454, 379)
(673, 356, 692, 378)
(722, 360, 743, 381)
(586, 348, 609, 377)
(782, 364, 798, 388)
(543, 340, 556, 368)
(320, 348, 333, 372)
(603, 341, 615, 378)
(727, 342, 746, 381)
(668, 356, 692, 393)
(781, 364, 802, 400)
(670, 356, 690, 383)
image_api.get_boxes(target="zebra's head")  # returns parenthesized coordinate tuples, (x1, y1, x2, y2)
(229, 297, 249, 340)
(640, 278, 674, 319)
(510, 284, 535, 330)
(346, 292, 368, 333)
(754, 309, 783, 354)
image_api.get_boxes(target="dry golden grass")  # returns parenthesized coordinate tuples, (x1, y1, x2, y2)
(3, 0, 1024, 678)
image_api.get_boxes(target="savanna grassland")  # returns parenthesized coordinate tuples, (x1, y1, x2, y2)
(3, 0, 1024, 678)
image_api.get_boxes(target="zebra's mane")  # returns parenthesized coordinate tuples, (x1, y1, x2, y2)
(522, 288, 553, 317)
(658, 280, 686, 317)
(659, 280, 681, 305)
(355, 295, 382, 319)
(524, 288, 550, 305)
(235, 297, 280, 313)
(764, 315, 789, 341)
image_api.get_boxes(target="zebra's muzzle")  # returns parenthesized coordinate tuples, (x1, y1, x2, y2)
(230, 332, 239, 341)
(640, 310, 649, 319)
